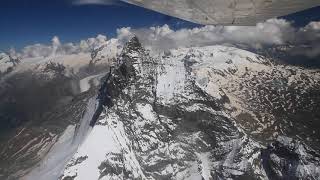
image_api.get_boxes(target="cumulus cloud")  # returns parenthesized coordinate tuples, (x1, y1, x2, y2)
(19, 34, 108, 58)
(114, 19, 319, 58)
(21, 44, 53, 58)
(51, 36, 61, 56)
(291, 21, 320, 58)
(10, 19, 320, 59)
(125, 19, 294, 51)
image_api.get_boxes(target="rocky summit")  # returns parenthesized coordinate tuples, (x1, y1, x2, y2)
(43, 37, 320, 180)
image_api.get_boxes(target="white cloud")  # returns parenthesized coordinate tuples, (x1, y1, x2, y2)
(9, 19, 320, 59)
(18, 34, 108, 58)
(126, 19, 296, 51)
(116, 27, 135, 43)
(115, 19, 319, 58)
(21, 44, 53, 58)
(51, 36, 61, 56)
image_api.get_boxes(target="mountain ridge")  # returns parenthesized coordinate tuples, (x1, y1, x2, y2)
(57, 37, 320, 180)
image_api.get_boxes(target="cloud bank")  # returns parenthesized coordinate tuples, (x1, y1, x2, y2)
(7, 19, 320, 59)
(19, 34, 110, 58)
(129, 19, 320, 58)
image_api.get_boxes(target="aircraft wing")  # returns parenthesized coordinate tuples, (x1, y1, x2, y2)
(121, 0, 320, 25)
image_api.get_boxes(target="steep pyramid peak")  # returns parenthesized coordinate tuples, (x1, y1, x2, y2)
(117, 36, 152, 68)
(127, 36, 141, 47)
(122, 36, 143, 54)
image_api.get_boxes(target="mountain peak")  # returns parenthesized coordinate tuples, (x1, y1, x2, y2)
(121, 36, 142, 55)
(127, 36, 141, 48)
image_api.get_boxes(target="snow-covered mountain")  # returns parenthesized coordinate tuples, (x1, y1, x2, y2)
(52, 37, 320, 180)
(2, 37, 320, 180)
(0, 53, 20, 76)
(0, 37, 122, 81)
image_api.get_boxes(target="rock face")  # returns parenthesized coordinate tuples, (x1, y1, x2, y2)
(261, 136, 320, 180)
(60, 37, 320, 180)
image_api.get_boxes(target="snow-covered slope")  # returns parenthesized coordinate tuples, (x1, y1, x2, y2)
(0, 41, 123, 179)
(165, 46, 320, 147)
(57, 37, 320, 180)
(90, 38, 122, 67)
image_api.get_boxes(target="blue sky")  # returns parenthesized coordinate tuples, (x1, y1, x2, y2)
(0, 0, 319, 51)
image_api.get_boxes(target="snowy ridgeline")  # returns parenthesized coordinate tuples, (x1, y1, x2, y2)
(0, 39, 122, 84)
(25, 40, 320, 180)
